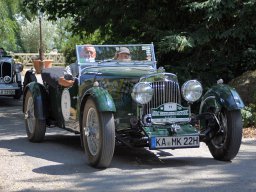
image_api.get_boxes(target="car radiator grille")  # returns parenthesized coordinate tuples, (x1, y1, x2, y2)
(143, 80, 181, 114)
(0, 62, 12, 82)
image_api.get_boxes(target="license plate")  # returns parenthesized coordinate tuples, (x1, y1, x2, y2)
(150, 136, 200, 149)
(0, 89, 15, 95)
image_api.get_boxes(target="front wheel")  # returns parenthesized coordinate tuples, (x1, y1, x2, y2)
(23, 70, 37, 90)
(24, 90, 46, 142)
(208, 109, 242, 161)
(82, 97, 115, 168)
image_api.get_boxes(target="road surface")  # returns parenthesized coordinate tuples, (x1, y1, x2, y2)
(0, 97, 255, 192)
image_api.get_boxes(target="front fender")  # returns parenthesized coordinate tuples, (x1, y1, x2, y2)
(81, 86, 116, 112)
(23, 82, 48, 120)
(199, 84, 244, 114)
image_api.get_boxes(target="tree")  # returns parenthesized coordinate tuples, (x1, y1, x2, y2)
(22, 0, 256, 86)
(20, 16, 61, 53)
(0, 0, 26, 51)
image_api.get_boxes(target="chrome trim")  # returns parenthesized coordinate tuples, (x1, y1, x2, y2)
(140, 72, 178, 83)
(0, 61, 12, 84)
(143, 114, 152, 126)
(3, 76, 11, 83)
(143, 80, 181, 115)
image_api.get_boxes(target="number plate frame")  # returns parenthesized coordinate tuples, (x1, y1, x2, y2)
(0, 89, 15, 95)
(150, 136, 200, 149)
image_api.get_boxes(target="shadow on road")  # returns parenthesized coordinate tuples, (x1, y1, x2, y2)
(0, 96, 255, 171)
(0, 96, 23, 107)
(1, 127, 247, 176)
(1, 97, 256, 192)
(0, 96, 226, 173)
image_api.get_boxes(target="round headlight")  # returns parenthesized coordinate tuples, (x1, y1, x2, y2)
(14, 63, 23, 73)
(131, 82, 153, 104)
(181, 80, 203, 103)
(4, 76, 12, 83)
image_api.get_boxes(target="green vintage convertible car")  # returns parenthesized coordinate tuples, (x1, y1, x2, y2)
(23, 44, 244, 168)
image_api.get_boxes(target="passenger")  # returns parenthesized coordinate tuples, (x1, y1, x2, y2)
(114, 47, 131, 61)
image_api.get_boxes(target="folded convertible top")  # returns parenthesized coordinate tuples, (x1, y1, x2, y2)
(41, 67, 65, 88)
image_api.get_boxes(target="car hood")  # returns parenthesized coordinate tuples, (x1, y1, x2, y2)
(0, 56, 13, 63)
(80, 66, 156, 112)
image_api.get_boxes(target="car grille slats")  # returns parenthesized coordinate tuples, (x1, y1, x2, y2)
(144, 80, 181, 114)
(0, 62, 12, 83)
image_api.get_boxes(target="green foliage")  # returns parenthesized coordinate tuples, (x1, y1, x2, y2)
(20, 17, 59, 53)
(241, 104, 256, 127)
(0, 0, 24, 51)
(62, 29, 105, 65)
(158, 0, 256, 86)
(21, 0, 256, 88)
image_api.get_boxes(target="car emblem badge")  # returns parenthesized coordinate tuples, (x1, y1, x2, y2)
(61, 89, 71, 121)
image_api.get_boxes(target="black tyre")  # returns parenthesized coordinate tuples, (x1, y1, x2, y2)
(208, 109, 242, 161)
(24, 90, 46, 142)
(82, 97, 115, 168)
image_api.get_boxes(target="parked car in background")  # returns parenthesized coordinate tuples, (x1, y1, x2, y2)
(23, 44, 244, 168)
(0, 49, 23, 99)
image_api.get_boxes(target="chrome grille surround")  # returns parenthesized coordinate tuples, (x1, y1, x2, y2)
(143, 80, 181, 115)
(0, 61, 12, 84)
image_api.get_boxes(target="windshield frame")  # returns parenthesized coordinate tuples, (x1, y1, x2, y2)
(76, 44, 156, 75)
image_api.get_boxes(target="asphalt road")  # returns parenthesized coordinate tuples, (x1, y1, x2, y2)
(0, 97, 255, 192)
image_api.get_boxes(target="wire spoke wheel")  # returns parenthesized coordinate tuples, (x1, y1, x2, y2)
(24, 90, 46, 142)
(26, 96, 36, 133)
(211, 112, 228, 148)
(86, 107, 100, 156)
(82, 97, 115, 168)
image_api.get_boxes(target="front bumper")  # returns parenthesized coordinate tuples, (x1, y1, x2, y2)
(144, 124, 200, 149)
(0, 83, 20, 96)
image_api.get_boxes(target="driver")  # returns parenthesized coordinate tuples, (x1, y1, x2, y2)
(114, 47, 131, 61)
(58, 45, 96, 87)
(79, 46, 96, 63)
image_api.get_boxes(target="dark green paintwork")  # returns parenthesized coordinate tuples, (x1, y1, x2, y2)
(200, 84, 244, 114)
(82, 86, 116, 112)
(80, 66, 156, 130)
(47, 85, 64, 127)
(81, 66, 155, 78)
(79, 67, 200, 135)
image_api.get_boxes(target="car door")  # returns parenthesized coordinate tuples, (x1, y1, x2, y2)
(61, 79, 79, 132)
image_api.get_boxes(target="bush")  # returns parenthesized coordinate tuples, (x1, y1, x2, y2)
(241, 104, 256, 127)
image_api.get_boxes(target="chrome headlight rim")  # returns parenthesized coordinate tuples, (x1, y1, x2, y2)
(131, 82, 154, 105)
(181, 80, 203, 103)
(3, 76, 12, 83)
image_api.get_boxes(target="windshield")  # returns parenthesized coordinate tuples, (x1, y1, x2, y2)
(76, 44, 156, 71)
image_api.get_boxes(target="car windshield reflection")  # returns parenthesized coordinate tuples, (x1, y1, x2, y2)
(76, 44, 155, 67)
